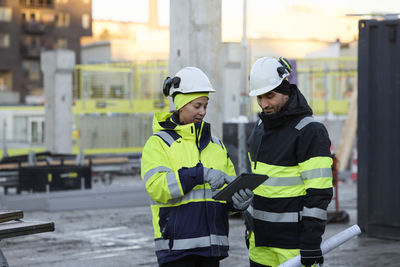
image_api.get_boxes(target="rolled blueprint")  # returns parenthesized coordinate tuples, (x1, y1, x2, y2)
(278, 224, 362, 267)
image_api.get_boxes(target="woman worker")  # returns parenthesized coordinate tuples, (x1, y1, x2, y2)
(141, 66, 253, 267)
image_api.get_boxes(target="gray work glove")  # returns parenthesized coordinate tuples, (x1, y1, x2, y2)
(224, 175, 235, 184)
(232, 188, 254, 211)
(204, 168, 231, 191)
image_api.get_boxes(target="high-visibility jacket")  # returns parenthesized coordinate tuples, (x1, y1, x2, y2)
(141, 112, 236, 266)
(247, 85, 333, 252)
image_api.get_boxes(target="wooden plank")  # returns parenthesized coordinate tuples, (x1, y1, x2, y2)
(0, 211, 23, 223)
(0, 156, 132, 169)
(90, 157, 129, 165)
(0, 164, 19, 170)
(336, 88, 358, 171)
(0, 220, 55, 239)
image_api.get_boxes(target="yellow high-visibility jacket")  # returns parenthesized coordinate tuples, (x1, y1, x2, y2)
(141, 112, 236, 266)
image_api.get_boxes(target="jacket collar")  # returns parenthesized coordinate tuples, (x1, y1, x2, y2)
(152, 112, 212, 152)
(259, 84, 313, 129)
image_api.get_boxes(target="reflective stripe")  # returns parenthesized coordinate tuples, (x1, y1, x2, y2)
(155, 131, 176, 146)
(167, 171, 181, 199)
(150, 188, 215, 205)
(295, 116, 317, 130)
(257, 119, 262, 126)
(144, 166, 181, 199)
(248, 205, 299, 223)
(144, 166, 171, 183)
(211, 136, 223, 148)
(302, 207, 327, 220)
(301, 168, 332, 180)
(155, 234, 229, 251)
(263, 176, 303, 187)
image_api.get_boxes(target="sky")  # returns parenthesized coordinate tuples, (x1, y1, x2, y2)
(92, 0, 400, 23)
(92, 0, 400, 42)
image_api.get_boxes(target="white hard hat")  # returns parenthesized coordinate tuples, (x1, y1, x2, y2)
(249, 57, 292, 96)
(163, 66, 216, 96)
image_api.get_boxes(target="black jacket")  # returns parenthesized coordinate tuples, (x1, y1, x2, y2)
(247, 84, 333, 250)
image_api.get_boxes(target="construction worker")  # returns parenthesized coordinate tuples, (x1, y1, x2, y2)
(141, 66, 253, 267)
(245, 57, 333, 267)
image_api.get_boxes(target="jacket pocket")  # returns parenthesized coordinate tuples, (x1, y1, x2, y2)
(159, 207, 178, 250)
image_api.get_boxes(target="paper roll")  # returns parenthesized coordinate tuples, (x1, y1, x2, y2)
(278, 224, 362, 267)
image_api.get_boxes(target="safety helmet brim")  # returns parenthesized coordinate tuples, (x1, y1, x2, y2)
(248, 84, 280, 96)
(165, 67, 216, 97)
(172, 87, 216, 96)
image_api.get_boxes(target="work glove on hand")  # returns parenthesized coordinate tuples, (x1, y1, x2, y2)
(232, 188, 254, 211)
(300, 248, 323, 267)
(203, 168, 227, 191)
(224, 175, 235, 184)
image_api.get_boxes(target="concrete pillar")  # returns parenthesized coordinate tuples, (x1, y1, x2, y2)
(221, 43, 242, 121)
(149, 0, 158, 29)
(169, 0, 223, 137)
(40, 50, 75, 154)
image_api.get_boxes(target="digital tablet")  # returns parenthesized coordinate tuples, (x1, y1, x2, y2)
(212, 173, 269, 201)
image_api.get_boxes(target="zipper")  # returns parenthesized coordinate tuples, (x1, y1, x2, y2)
(254, 144, 260, 170)
(253, 128, 264, 170)
(194, 124, 202, 163)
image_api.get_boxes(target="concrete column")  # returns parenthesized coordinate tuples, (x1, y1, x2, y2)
(41, 50, 75, 154)
(149, 0, 158, 29)
(170, 0, 223, 137)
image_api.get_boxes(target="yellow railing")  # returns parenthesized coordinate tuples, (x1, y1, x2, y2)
(0, 62, 171, 157)
(2, 58, 358, 158)
(73, 61, 170, 114)
(296, 57, 357, 115)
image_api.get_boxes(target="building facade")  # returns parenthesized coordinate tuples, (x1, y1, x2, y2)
(0, 0, 92, 103)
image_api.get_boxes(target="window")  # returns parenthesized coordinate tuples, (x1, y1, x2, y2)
(0, 7, 12, 22)
(56, 38, 67, 49)
(0, 33, 10, 48)
(22, 60, 41, 81)
(21, 0, 54, 7)
(0, 72, 12, 92)
(55, 13, 70, 27)
(29, 117, 45, 144)
(82, 14, 90, 29)
(21, 10, 41, 22)
(13, 116, 28, 143)
(110, 85, 125, 99)
(0, 77, 5, 91)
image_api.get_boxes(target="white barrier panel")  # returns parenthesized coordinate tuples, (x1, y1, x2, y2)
(278, 224, 362, 267)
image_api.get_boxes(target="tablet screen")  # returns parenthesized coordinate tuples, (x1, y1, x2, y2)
(212, 173, 268, 201)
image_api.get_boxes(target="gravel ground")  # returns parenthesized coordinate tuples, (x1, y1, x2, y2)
(1, 177, 400, 267)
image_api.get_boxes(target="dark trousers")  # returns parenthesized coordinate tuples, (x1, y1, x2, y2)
(161, 255, 220, 267)
(250, 259, 271, 267)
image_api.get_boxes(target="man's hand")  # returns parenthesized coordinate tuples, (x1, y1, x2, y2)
(300, 248, 323, 267)
(232, 188, 254, 211)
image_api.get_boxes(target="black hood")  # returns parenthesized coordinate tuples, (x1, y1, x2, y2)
(259, 84, 312, 129)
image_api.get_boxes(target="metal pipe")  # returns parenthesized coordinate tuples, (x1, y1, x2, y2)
(240, 0, 248, 116)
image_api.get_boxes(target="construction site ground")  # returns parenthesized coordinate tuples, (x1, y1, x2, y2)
(1, 174, 400, 267)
